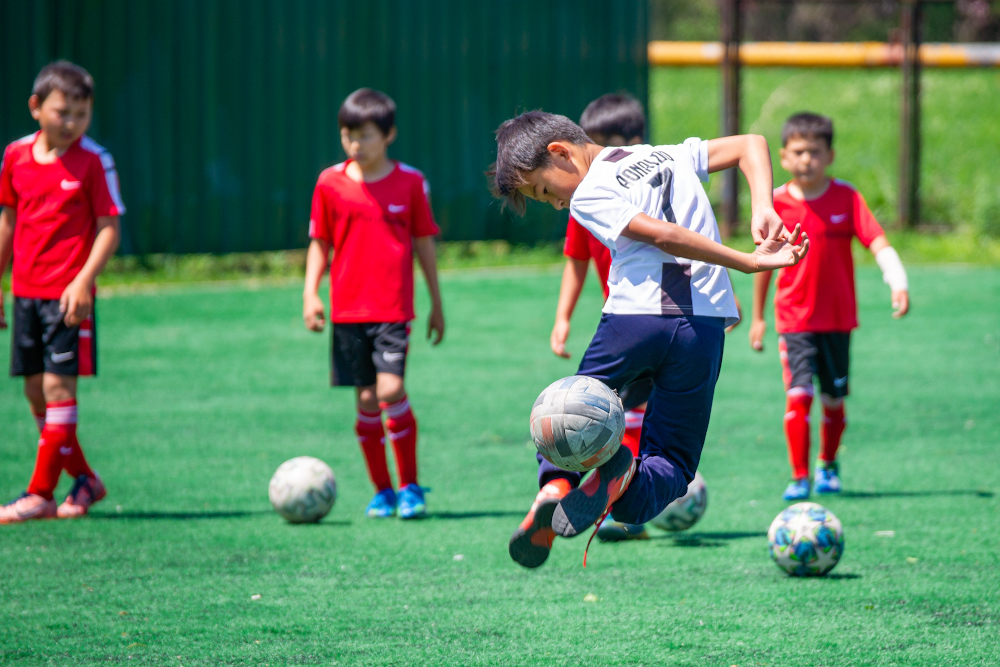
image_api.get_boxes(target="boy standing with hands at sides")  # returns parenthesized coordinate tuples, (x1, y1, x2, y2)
(0, 61, 124, 523)
(749, 112, 909, 501)
(303, 88, 444, 520)
(491, 111, 808, 568)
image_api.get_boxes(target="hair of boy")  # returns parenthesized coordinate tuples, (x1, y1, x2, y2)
(579, 93, 646, 142)
(487, 111, 593, 215)
(338, 88, 396, 135)
(32, 60, 94, 103)
(781, 112, 834, 148)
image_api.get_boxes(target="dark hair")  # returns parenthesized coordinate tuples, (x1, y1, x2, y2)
(32, 60, 94, 103)
(487, 111, 593, 215)
(782, 112, 834, 148)
(338, 88, 396, 135)
(579, 93, 646, 142)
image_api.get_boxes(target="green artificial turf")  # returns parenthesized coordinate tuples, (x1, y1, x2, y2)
(1, 266, 998, 666)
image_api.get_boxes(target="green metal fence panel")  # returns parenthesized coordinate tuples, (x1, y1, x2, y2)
(0, 0, 648, 254)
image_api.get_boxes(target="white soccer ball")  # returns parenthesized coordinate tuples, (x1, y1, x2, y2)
(768, 502, 845, 576)
(268, 456, 337, 524)
(651, 471, 708, 531)
(530, 375, 625, 472)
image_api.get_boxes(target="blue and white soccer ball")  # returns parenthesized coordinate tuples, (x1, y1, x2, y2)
(768, 502, 844, 576)
(530, 376, 625, 472)
(269, 456, 337, 524)
(651, 471, 707, 532)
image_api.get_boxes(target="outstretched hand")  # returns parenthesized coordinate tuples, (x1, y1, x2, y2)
(751, 224, 809, 272)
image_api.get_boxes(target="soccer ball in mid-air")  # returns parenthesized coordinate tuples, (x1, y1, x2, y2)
(530, 375, 625, 472)
(268, 456, 337, 523)
(768, 502, 844, 576)
(651, 471, 707, 531)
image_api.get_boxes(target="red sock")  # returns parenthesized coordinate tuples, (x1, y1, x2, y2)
(820, 400, 846, 464)
(46, 400, 94, 479)
(784, 390, 812, 479)
(31, 407, 46, 433)
(621, 408, 644, 458)
(27, 420, 73, 501)
(382, 396, 418, 488)
(356, 409, 392, 492)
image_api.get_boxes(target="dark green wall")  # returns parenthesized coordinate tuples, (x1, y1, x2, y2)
(0, 0, 648, 254)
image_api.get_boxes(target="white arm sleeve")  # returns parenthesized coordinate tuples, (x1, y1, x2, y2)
(875, 246, 908, 291)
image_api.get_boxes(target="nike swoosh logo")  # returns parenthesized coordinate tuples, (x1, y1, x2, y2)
(388, 204, 407, 214)
(833, 376, 848, 387)
(59, 447, 73, 456)
(382, 351, 405, 362)
(51, 351, 75, 363)
(60, 179, 82, 191)
(830, 214, 848, 223)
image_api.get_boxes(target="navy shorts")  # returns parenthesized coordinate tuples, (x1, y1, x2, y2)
(331, 322, 409, 387)
(537, 313, 725, 525)
(779, 332, 850, 399)
(10, 297, 97, 377)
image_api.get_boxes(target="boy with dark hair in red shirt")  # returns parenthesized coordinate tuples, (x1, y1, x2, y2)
(0, 61, 124, 523)
(750, 112, 909, 501)
(303, 88, 444, 520)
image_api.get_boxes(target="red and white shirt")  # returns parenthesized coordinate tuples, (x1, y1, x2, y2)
(772, 179, 885, 333)
(564, 216, 612, 299)
(0, 133, 125, 299)
(309, 160, 439, 323)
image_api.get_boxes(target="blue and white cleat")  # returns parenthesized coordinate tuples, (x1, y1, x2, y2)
(596, 514, 649, 542)
(365, 488, 397, 518)
(815, 461, 842, 494)
(397, 484, 427, 520)
(782, 478, 811, 501)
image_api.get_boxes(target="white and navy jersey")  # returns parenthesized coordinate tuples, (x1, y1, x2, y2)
(569, 139, 739, 327)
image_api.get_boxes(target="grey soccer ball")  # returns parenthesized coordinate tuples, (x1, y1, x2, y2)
(530, 375, 625, 472)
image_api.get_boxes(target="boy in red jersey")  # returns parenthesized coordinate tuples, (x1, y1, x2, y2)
(303, 89, 444, 520)
(749, 112, 909, 501)
(0, 61, 123, 523)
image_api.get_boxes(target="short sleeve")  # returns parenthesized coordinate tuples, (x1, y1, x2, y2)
(682, 137, 710, 183)
(410, 175, 439, 237)
(0, 145, 17, 209)
(563, 217, 592, 261)
(87, 150, 126, 217)
(851, 189, 884, 247)
(308, 181, 333, 242)
(570, 177, 643, 249)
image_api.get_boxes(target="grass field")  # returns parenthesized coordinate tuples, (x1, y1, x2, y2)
(1, 266, 999, 666)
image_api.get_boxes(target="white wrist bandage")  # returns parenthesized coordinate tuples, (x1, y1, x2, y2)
(875, 247, 908, 292)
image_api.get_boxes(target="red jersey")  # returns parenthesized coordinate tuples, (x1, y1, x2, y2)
(772, 179, 885, 333)
(0, 133, 125, 299)
(309, 160, 439, 323)
(564, 216, 612, 299)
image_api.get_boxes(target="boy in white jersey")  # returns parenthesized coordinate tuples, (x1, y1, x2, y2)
(489, 112, 808, 568)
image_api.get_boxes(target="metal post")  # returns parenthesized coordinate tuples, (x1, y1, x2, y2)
(899, 0, 921, 228)
(720, 0, 741, 238)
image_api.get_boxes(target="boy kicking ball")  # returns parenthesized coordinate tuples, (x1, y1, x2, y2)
(749, 112, 909, 501)
(490, 111, 808, 568)
(303, 88, 444, 520)
(0, 61, 123, 523)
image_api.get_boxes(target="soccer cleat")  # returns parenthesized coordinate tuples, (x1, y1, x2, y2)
(56, 474, 107, 518)
(397, 484, 428, 520)
(508, 479, 572, 568)
(814, 461, 842, 494)
(0, 492, 57, 524)
(782, 478, 811, 501)
(595, 514, 649, 542)
(552, 445, 636, 538)
(365, 488, 398, 518)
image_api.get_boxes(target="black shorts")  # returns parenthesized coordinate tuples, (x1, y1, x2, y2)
(10, 297, 97, 377)
(331, 322, 409, 387)
(779, 332, 850, 399)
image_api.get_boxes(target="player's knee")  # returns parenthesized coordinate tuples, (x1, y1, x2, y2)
(375, 374, 406, 405)
(786, 385, 814, 399)
(820, 394, 844, 409)
(41, 373, 76, 402)
(356, 385, 379, 412)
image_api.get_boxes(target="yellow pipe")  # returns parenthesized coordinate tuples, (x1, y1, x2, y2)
(648, 41, 1000, 68)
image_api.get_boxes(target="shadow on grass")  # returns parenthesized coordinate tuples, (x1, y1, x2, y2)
(428, 510, 526, 520)
(656, 530, 768, 548)
(840, 489, 994, 499)
(825, 572, 862, 579)
(90, 510, 273, 520)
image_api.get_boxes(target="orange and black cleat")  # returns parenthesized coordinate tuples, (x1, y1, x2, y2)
(552, 445, 636, 539)
(508, 478, 572, 568)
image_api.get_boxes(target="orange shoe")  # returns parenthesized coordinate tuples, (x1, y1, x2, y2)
(552, 445, 636, 538)
(56, 475, 106, 518)
(508, 479, 572, 568)
(0, 492, 57, 524)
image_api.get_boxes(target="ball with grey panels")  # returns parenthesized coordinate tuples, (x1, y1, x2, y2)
(530, 375, 625, 472)
(269, 456, 337, 523)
